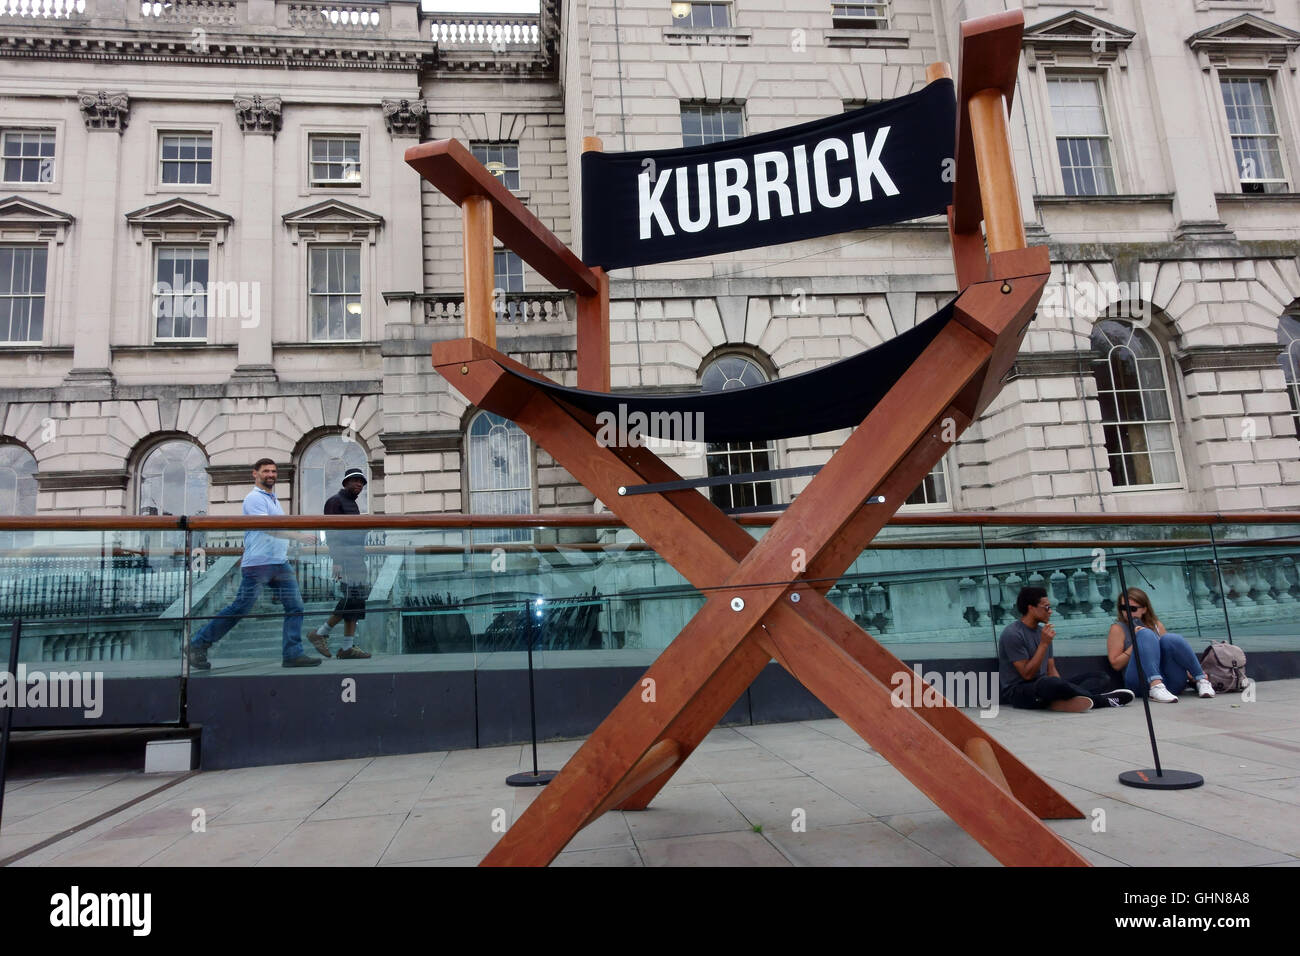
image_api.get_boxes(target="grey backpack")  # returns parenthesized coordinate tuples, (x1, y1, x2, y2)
(1200, 641, 1248, 693)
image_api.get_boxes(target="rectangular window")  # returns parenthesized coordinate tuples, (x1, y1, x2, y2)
(470, 142, 520, 191)
(494, 250, 525, 293)
(160, 133, 213, 186)
(1048, 76, 1116, 196)
(0, 246, 47, 343)
(831, 2, 890, 29)
(904, 459, 949, 508)
(680, 104, 744, 148)
(309, 245, 362, 342)
(670, 1, 731, 28)
(1220, 76, 1288, 193)
(309, 134, 362, 186)
(2, 130, 55, 184)
(153, 246, 209, 341)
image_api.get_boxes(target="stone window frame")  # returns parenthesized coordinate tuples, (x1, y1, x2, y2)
(1021, 14, 1141, 197)
(0, 119, 65, 195)
(284, 200, 382, 347)
(1089, 318, 1189, 493)
(300, 125, 371, 199)
(1188, 15, 1300, 196)
(126, 199, 233, 348)
(464, 408, 535, 544)
(0, 196, 75, 349)
(147, 122, 221, 197)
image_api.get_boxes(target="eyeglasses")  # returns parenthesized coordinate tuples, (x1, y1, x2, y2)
(1036, 603, 1052, 611)
(1123, 604, 1142, 612)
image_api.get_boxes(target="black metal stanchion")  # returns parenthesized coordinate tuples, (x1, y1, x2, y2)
(0, 619, 23, 829)
(1115, 559, 1203, 790)
(507, 599, 557, 787)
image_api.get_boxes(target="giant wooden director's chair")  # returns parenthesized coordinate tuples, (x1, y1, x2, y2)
(406, 10, 1090, 867)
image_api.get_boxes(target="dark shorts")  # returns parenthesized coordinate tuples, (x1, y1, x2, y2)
(333, 583, 367, 621)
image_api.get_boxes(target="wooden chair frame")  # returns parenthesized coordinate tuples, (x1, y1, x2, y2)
(406, 11, 1090, 867)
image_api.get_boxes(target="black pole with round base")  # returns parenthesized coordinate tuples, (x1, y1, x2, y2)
(1114, 559, 1204, 791)
(506, 599, 558, 788)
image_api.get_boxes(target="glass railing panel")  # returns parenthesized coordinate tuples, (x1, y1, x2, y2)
(1206, 520, 1300, 656)
(0, 525, 186, 724)
(977, 523, 1228, 664)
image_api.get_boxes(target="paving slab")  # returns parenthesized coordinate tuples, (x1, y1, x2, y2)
(4, 678, 1299, 867)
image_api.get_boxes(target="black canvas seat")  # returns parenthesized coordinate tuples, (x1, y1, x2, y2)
(503, 298, 956, 443)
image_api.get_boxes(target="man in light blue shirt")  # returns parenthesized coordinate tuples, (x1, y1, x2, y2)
(188, 459, 322, 669)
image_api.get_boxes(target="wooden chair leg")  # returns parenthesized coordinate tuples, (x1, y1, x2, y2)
(756, 604, 1089, 866)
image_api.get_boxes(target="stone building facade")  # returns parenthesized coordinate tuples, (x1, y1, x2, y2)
(1, 0, 1298, 523)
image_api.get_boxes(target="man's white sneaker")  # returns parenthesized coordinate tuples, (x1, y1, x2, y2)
(1196, 678, 1216, 699)
(1149, 682, 1179, 703)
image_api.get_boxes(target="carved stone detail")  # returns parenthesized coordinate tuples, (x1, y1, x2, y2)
(233, 94, 283, 134)
(78, 91, 129, 132)
(381, 98, 428, 138)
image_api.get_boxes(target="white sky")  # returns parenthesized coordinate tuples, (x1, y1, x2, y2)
(421, 1, 541, 12)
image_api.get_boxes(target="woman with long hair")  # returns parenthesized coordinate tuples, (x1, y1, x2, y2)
(1106, 587, 1215, 702)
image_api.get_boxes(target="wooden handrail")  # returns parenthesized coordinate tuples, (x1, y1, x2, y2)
(1, 512, 1298, 531)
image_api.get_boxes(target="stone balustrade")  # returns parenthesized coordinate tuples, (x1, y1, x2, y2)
(421, 293, 571, 325)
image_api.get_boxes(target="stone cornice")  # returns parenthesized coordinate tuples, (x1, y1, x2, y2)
(1006, 350, 1093, 380)
(379, 430, 460, 454)
(0, 28, 434, 72)
(1177, 344, 1286, 373)
(37, 469, 129, 492)
(208, 464, 296, 486)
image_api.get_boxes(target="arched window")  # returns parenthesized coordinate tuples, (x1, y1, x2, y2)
(1090, 320, 1180, 487)
(1278, 305, 1300, 439)
(0, 442, 37, 517)
(299, 434, 369, 517)
(467, 410, 532, 542)
(701, 355, 776, 511)
(137, 440, 209, 516)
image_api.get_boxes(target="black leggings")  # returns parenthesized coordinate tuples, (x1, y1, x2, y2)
(1004, 676, 1091, 710)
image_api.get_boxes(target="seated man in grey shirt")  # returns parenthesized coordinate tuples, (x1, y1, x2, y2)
(999, 586, 1134, 712)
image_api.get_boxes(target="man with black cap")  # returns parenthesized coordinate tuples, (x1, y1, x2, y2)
(311, 467, 372, 659)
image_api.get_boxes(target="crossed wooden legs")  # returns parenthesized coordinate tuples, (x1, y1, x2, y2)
(436, 273, 1088, 867)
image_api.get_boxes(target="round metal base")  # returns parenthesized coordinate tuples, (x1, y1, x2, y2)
(506, 770, 558, 787)
(1118, 769, 1204, 790)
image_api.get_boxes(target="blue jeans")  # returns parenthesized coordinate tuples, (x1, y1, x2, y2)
(1124, 627, 1204, 696)
(191, 563, 305, 660)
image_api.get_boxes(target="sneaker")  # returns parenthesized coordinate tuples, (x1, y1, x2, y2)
(188, 644, 211, 671)
(1093, 688, 1135, 708)
(308, 632, 332, 658)
(1148, 682, 1178, 703)
(1196, 678, 1216, 699)
(282, 656, 323, 668)
(336, 646, 371, 660)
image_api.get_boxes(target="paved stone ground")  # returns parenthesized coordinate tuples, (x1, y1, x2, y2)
(2, 679, 1298, 867)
